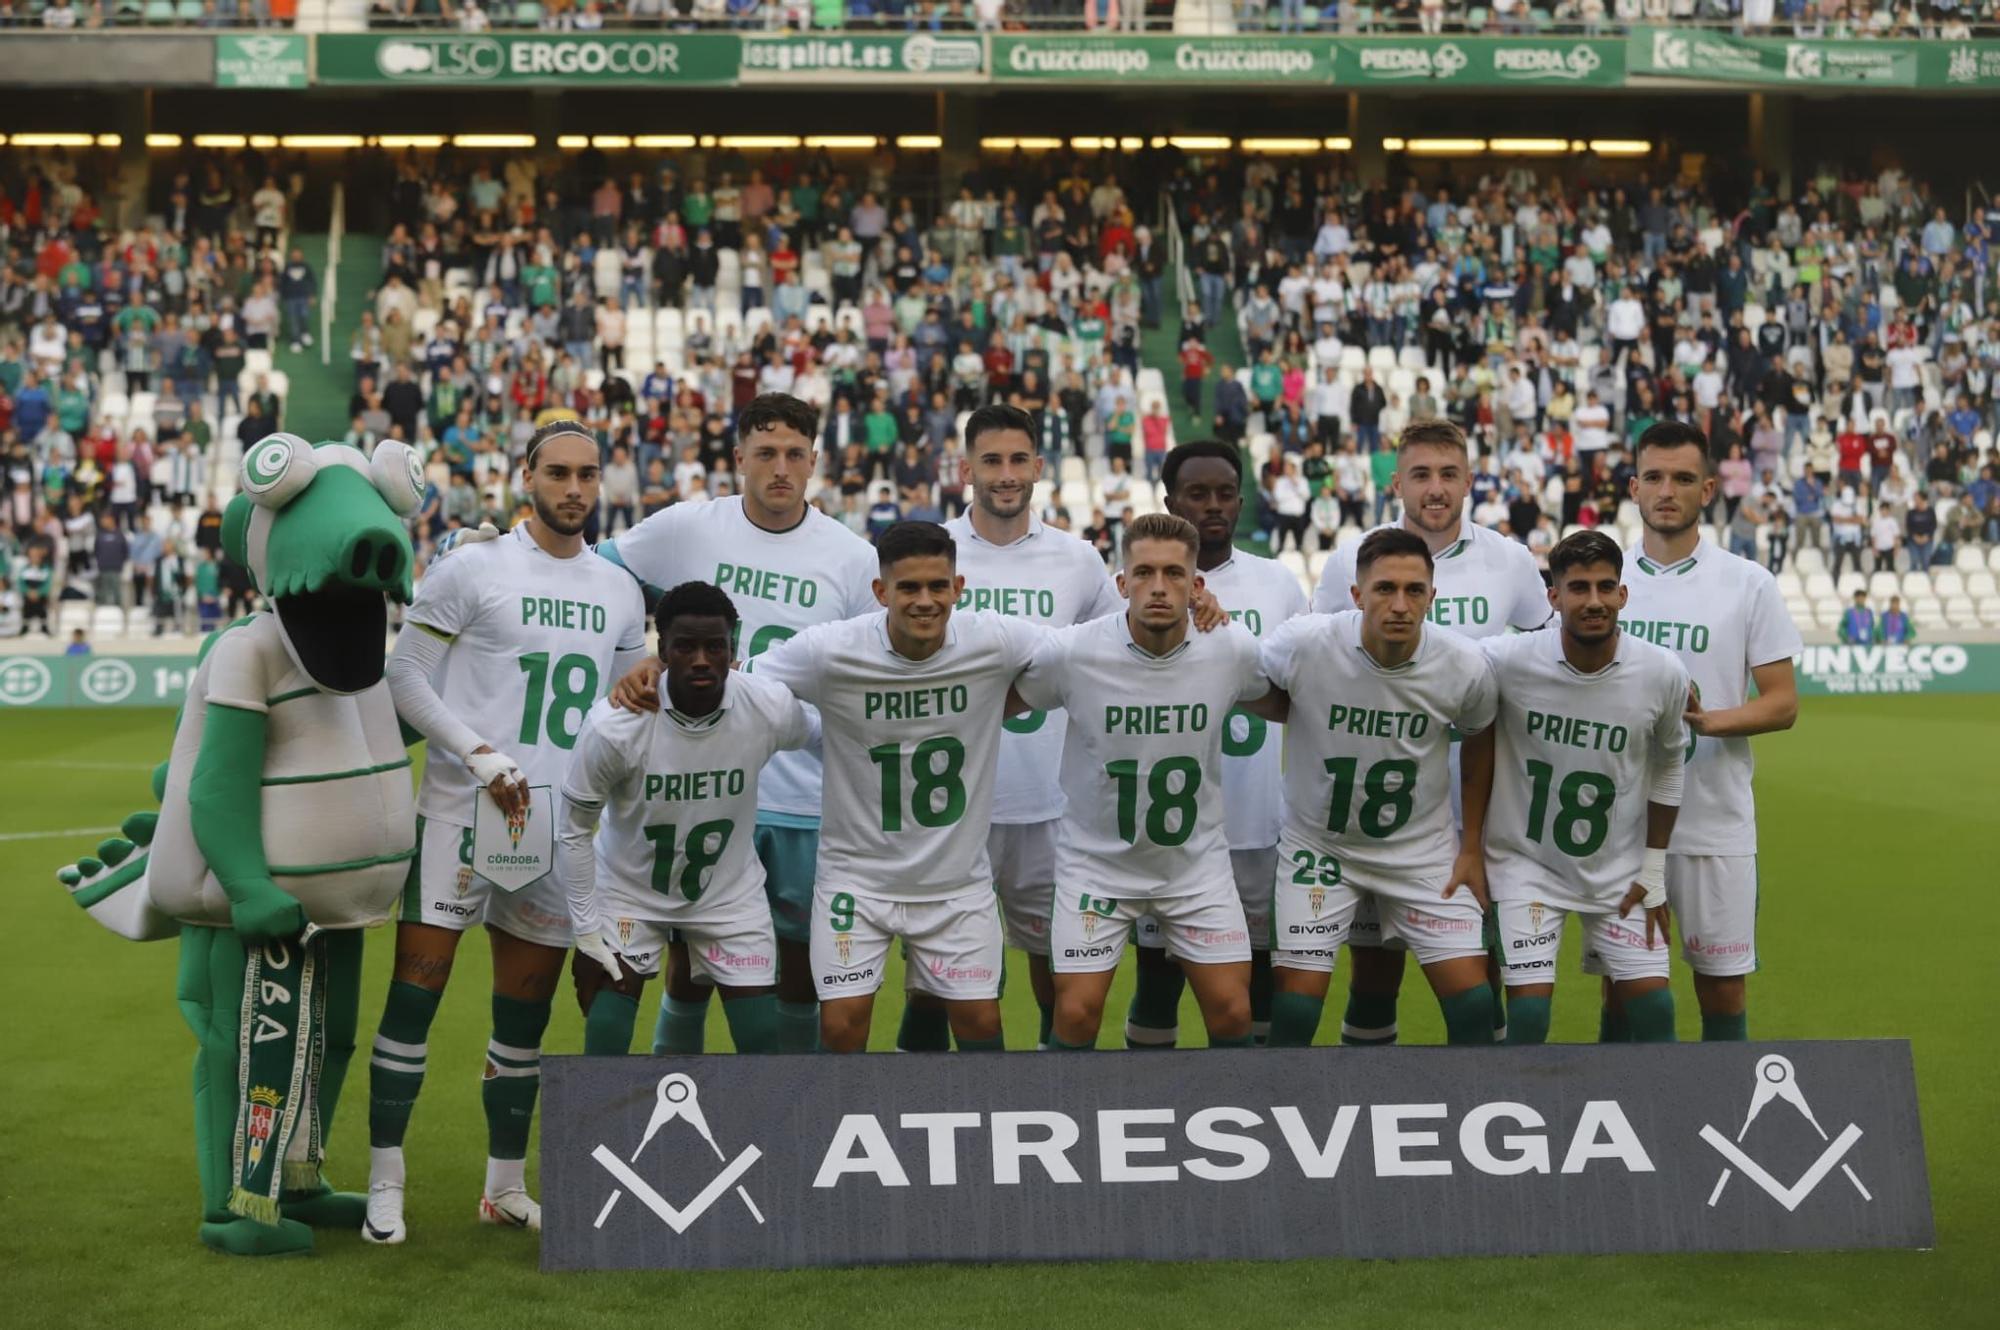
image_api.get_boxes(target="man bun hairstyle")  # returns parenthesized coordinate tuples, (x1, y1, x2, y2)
(1355, 526, 1435, 576)
(1162, 440, 1242, 497)
(1121, 511, 1200, 564)
(1549, 529, 1625, 579)
(656, 580, 739, 638)
(875, 519, 957, 570)
(739, 392, 821, 443)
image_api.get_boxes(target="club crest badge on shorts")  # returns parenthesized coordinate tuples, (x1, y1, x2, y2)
(454, 865, 474, 898)
(1309, 884, 1326, 916)
(1529, 901, 1545, 932)
(835, 932, 852, 967)
(617, 918, 635, 949)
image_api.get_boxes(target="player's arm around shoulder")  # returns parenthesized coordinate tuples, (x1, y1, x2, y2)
(752, 615, 836, 703)
(1008, 617, 1071, 715)
(739, 670, 820, 753)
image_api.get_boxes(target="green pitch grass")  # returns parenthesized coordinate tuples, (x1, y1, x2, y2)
(3, 698, 1991, 1329)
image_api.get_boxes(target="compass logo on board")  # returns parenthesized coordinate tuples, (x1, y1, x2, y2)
(591, 1073, 766, 1235)
(1700, 1055, 1872, 1212)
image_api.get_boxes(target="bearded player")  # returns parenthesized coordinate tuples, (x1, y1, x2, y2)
(896, 403, 1123, 1053)
(1311, 421, 1547, 1045)
(1612, 420, 1800, 1041)
(558, 581, 818, 1056)
(1014, 514, 1270, 1050)
(602, 393, 879, 1056)
(1120, 441, 1306, 1048)
(1482, 531, 1690, 1044)
(366, 420, 648, 1243)
(1257, 528, 1501, 1046)
(754, 521, 1046, 1053)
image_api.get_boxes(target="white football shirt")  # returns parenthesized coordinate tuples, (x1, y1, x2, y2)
(1201, 552, 1310, 850)
(600, 496, 880, 818)
(1312, 518, 1551, 639)
(1620, 535, 1802, 856)
(1015, 615, 1268, 901)
(754, 609, 1043, 901)
(944, 512, 1123, 824)
(407, 522, 648, 823)
(1481, 627, 1691, 911)
(560, 676, 816, 926)
(1263, 611, 1497, 881)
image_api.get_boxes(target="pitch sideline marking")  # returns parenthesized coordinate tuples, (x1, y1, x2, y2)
(0, 826, 119, 843)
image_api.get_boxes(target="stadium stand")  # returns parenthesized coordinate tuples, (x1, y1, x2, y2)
(4, 140, 2000, 647)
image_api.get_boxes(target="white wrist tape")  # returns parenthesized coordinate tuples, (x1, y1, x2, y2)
(466, 749, 526, 790)
(1639, 847, 1668, 909)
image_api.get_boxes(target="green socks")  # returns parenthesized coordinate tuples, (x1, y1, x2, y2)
(483, 994, 551, 1160)
(1503, 994, 1552, 1045)
(1048, 1034, 1096, 1051)
(1207, 1031, 1253, 1048)
(1599, 1004, 1630, 1043)
(585, 991, 639, 1055)
(1439, 985, 1499, 1046)
(896, 1000, 953, 1052)
(654, 994, 711, 1055)
(1037, 1002, 1055, 1051)
(721, 993, 782, 1053)
(956, 1034, 1006, 1052)
(777, 1000, 820, 1053)
(1341, 989, 1399, 1046)
(1125, 946, 1184, 1048)
(1248, 950, 1273, 1045)
(1702, 1011, 1748, 1042)
(1267, 990, 1326, 1047)
(1624, 988, 1677, 1043)
(368, 981, 440, 1149)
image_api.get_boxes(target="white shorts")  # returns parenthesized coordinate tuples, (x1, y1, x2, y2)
(604, 911, 779, 987)
(1670, 854, 1758, 977)
(810, 884, 1002, 1002)
(989, 820, 1057, 956)
(1346, 894, 1405, 952)
(1577, 854, 1758, 978)
(1136, 848, 1276, 952)
(400, 817, 571, 949)
(1273, 850, 1483, 972)
(1497, 898, 1670, 985)
(1059, 880, 1251, 974)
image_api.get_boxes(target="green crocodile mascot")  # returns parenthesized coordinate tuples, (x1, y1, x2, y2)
(57, 433, 425, 1256)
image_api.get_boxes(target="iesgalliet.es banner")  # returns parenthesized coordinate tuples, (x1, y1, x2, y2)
(739, 33, 984, 79)
(541, 1041, 1931, 1271)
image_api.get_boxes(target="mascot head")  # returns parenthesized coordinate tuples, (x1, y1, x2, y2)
(222, 435, 422, 695)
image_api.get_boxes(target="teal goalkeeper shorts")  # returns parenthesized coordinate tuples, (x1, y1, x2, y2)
(755, 819, 820, 945)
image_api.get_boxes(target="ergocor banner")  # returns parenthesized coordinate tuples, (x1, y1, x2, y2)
(1629, 28, 1923, 86)
(314, 33, 741, 86)
(1329, 37, 1624, 87)
(992, 35, 1330, 82)
(0, 654, 199, 708)
(215, 34, 309, 90)
(1793, 642, 2000, 696)
(740, 33, 983, 79)
(540, 1041, 1931, 1271)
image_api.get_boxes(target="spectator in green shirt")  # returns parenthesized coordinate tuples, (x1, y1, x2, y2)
(863, 395, 901, 480)
(1370, 444, 1399, 523)
(1250, 349, 1283, 413)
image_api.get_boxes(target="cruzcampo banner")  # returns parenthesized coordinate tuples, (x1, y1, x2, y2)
(215, 34, 309, 90)
(1329, 37, 1624, 87)
(991, 34, 1330, 82)
(315, 33, 741, 86)
(1792, 642, 2000, 696)
(541, 1041, 1932, 1271)
(0, 654, 200, 709)
(740, 32, 983, 79)
(1629, 27, 1922, 87)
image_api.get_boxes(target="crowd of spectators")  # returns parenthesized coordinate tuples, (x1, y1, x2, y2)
(1, 152, 300, 638)
(0, 0, 291, 26)
(8, 137, 2000, 642)
(1167, 152, 2000, 628)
